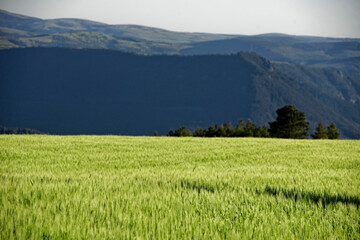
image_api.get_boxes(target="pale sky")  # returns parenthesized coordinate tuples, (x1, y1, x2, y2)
(1, 0, 359, 38)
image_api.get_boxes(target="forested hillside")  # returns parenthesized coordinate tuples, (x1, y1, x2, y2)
(1, 48, 359, 138)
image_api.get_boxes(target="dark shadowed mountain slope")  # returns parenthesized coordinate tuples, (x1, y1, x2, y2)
(0, 48, 359, 138)
(274, 62, 360, 106)
(274, 62, 360, 128)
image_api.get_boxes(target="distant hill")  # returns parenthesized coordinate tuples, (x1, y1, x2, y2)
(1, 9, 359, 79)
(1, 48, 359, 138)
(181, 35, 360, 80)
(0, 9, 235, 53)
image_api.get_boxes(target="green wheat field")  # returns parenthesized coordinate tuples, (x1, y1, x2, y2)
(1, 135, 359, 239)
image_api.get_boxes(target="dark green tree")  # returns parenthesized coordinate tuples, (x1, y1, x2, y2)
(254, 126, 270, 138)
(312, 122, 328, 139)
(233, 119, 245, 137)
(206, 125, 217, 137)
(326, 123, 340, 139)
(0, 126, 44, 135)
(217, 124, 227, 137)
(223, 122, 234, 137)
(243, 119, 256, 137)
(174, 126, 191, 137)
(269, 105, 310, 139)
(192, 128, 206, 137)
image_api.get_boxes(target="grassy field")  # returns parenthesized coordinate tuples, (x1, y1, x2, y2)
(0, 135, 359, 239)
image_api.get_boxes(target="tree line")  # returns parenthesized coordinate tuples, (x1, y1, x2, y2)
(168, 119, 270, 138)
(166, 105, 340, 139)
(0, 126, 45, 135)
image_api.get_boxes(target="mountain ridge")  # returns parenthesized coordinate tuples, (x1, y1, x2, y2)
(1, 47, 359, 138)
(1, 9, 359, 138)
(2, 9, 359, 80)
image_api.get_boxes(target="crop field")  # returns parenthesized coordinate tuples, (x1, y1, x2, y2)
(0, 135, 359, 239)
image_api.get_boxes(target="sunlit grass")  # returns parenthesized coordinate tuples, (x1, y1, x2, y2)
(1, 135, 359, 239)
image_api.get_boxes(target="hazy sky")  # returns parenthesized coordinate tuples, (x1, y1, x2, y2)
(1, 0, 359, 38)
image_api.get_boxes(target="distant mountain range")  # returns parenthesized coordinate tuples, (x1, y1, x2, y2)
(181, 36, 360, 82)
(0, 9, 235, 54)
(1, 9, 359, 80)
(0, 9, 359, 138)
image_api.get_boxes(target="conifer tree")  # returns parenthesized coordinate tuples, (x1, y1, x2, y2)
(326, 123, 340, 139)
(312, 122, 328, 139)
(234, 119, 245, 137)
(269, 105, 310, 139)
(192, 128, 206, 137)
(254, 126, 270, 138)
(243, 119, 256, 137)
(175, 126, 191, 137)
